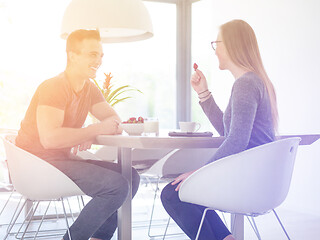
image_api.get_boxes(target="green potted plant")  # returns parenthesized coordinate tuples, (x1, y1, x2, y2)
(92, 72, 142, 107)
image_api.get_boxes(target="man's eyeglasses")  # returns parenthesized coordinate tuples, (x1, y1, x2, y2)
(211, 41, 222, 51)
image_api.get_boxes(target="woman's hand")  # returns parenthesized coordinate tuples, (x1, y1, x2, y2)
(171, 170, 196, 191)
(190, 69, 208, 94)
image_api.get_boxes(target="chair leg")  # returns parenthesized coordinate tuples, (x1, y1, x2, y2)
(272, 209, 291, 240)
(19, 201, 41, 239)
(33, 201, 52, 239)
(231, 213, 235, 234)
(251, 217, 262, 240)
(80, 195, 85, 207)
(220, 211, 229, 229)
(61, 197, 72, 240)
(6, 195, 23, 233)
(147, 177, 185, 239)
(3, 198, 27, 240)
(148, 177, 170, 239)
(19, 199, 74, 239)
(77, 196, 83, 212)
(162, 217, 170, 240)
(67, 198, 75, 222)
(195, 208, 210, 240)
(15, 200, 38, 238)
(147, 177, 163, 238)
(0, 188, 14, 217)
(54, 200, 60, 220)
(246, 216, 262, 240)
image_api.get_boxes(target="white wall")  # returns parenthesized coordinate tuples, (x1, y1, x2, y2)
(208, 0, 320, 215)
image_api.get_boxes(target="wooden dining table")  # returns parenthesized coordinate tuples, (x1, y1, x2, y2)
(95, 132, 320, 240)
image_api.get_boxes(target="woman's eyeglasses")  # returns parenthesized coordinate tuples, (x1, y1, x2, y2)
(211, 41, 222, 51)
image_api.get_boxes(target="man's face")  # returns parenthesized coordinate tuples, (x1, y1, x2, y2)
(71, 38, 104, 79)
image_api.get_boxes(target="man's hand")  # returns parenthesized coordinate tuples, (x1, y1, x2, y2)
(171, 170, 196, 191)
(90, 101, 122, 135)
(72, 140, 93, 155)
(95, 118, 122, 135)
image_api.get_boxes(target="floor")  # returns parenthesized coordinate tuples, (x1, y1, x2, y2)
(0, 180, 319, 240)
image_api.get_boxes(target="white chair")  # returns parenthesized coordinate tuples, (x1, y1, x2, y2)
(144, 148, 218, 178)
(179, 137, 301, 240)
(0, 129, 22, 231)
(2, 134, 85, 240)
(91, 145, 118, 161)
(94, 145, 173, 172)
(143, 148, 218, 239)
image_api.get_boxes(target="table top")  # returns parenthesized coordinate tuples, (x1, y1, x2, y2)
(96, 134, 225, 149)
(96, 132, 320, 149)
(276, 134, 320, 145)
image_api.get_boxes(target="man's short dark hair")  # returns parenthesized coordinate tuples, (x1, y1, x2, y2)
(66, 29, 101, 53)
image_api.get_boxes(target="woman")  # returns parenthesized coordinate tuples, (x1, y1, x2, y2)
(161, 19, 278, 240)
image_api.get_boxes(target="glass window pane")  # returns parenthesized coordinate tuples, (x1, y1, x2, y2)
(98, 2, 177, 129)
(0, 0, 68, 129)
(0, 1, 176, 130)
(191, 0, 233, 135)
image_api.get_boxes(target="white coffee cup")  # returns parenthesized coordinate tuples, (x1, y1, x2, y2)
(179, 121, 201, 133)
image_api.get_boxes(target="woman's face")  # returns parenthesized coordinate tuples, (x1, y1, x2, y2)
(215, 32, 230, 70)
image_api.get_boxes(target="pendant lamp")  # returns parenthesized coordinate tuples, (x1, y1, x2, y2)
(61, 0, 153, 43)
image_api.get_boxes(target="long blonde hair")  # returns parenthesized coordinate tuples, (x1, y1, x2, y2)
(220, 19, 278, 131)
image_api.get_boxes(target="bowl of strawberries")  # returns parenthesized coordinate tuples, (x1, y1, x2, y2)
(120, 117, 145, 136)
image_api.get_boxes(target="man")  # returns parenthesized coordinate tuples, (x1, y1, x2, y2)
(16, 29, 140, 240)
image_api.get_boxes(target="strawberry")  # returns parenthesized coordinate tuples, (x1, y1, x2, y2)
(193, 63, 198, 71)
(125, 117, 145, 124)
(138, 117, 144, 123)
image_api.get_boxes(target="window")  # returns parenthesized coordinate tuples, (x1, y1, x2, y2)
(99, 2, 177, 129)
(191, 0, 233, 134)
(0, 0, 177, 130)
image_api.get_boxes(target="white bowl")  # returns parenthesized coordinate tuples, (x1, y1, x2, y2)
(120, 123, 144, 136)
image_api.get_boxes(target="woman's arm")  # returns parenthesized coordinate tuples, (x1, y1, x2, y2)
(200, 96, 224, 136)
(190, 69, 224, 135)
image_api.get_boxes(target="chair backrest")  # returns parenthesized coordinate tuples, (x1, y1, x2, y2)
(144, 148, 218, 178)
(179, 137, 301, 215)
(2, 134, 84, 200)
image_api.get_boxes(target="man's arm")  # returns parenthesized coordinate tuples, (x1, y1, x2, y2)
(37, 104, 120, 149)
(90, 101, 120, 122)
(90, 101, 122, 134)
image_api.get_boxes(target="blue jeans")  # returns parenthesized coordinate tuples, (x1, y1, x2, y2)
(47, 159, 140, 240)
(161, 183, 230, 240)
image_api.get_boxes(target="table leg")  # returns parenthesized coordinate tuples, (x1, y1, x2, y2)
(117, 147, 132, 240)
(231, 213, 244, 240)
